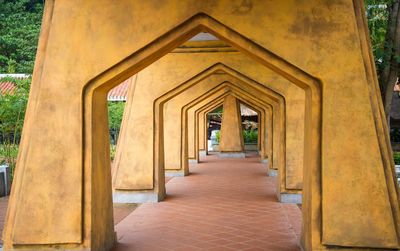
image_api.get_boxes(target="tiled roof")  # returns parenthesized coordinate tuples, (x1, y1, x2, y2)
(0, 74, 29, 95)
(0, 73, 130, 100)
(108, 79, 130, 101)
(0, 81, 16, 95)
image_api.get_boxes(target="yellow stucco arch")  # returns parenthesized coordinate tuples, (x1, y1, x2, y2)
(4, 1, 399, 250)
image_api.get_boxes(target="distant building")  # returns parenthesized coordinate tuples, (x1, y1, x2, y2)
(107, 78, 130, 101)
(0, 74, 29, 95)
(0, 73, 129, 101)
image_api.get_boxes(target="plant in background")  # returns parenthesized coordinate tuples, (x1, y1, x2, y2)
(366, 0, 391, 67)
(110, 144, 117, 161)
(394, 152, 400, 165)
(0, 76, 30, 180)
(0, 0, 44, 73)
(108, 101, 125, 145)
(215, 130, 220, 143)
(366, 0, 400, 128)
(108, 101, 125, 162)
(243, 130, 258, 144)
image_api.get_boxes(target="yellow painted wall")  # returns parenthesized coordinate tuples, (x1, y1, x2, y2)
(4, 1, 399, 250)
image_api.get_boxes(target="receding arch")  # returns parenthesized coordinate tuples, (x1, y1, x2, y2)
(151, 64, 286, 178)
(191, 89, 271, 164)
(81, 13, 320, 250)
(193, 95, 269, 162)
(179, 83, 276, 172)
(4, 2, 399, 250)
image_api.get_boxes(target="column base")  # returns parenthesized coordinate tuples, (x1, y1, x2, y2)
(268, 168, 278, 177)
(218, 152, 246, 158)
(165, 170, 188, 177)
(189, 159, 198, 164)
(199, 150, 207, 157)
(278, 193, 302, 204)
(113, 190, 165, 203)
(261, 158, 269, 164)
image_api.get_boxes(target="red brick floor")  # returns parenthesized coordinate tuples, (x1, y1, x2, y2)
(0, 200, 138, 246)
(113, 154, 302, 251)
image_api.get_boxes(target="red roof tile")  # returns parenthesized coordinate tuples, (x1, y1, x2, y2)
(0, 74, 29, 95)
(0, 82, 16, 95)
(108, 79, 130, 101)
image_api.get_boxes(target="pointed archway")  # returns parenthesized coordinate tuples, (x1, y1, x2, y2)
(4, 2, 398, 250)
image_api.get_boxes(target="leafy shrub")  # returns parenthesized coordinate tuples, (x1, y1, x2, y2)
(215, 130, 220, 143)
(0, 77, 30, 143)
(108, 101, 125, 144)
(243, 130, 258, 144)
(394, 152, 400, 165)
(110, 144, 117, 161)
(0, 144, 18, 180)
(0, 77, 30, 181)
(214, 130, 258, 144)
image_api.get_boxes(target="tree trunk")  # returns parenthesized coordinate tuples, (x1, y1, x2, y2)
(379, 0, 400, 131)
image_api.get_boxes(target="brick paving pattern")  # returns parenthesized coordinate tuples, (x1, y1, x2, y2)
(113, 154, 302, 251)
(114, 203, 139, 225)
(0, 154, 301, 250)
(0, 199, 138, 246)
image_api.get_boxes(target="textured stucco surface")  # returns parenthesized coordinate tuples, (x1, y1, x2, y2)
(219, 95, 244, 152)
(180, 77, 279, 177)
(115, 56, 305, 193)
(4, 1, 399, 250)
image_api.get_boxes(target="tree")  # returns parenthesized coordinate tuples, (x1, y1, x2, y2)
(366, 0, 400, 129)
(0, 0, 44, 73)
(366, 0, 391, 65)
(379, 0, 400, 128)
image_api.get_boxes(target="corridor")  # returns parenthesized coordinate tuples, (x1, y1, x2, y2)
(113, 154, 302, 251)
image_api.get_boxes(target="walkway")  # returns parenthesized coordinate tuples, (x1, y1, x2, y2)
(113, 154, 302, 251)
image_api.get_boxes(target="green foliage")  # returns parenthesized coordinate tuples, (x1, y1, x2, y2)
(365, 1, 392, 69)
(211, 106, 223, 114)
(108, 102, 125, 160)
(0, 144, 18, 180)
(0, 0, 44, 73)
(108, 101, 125, 130)
(0, 77, 30, 138)
(0, 76, 30, 180)
(110, 144, 117, 161)
(366, 1, 391, 62)
(215, 130, 220, 143)
(243, 130, 258, 144)
(394, 152, 400, 165)
(214, 130, 258, 144)
(108, 101, 125, 145)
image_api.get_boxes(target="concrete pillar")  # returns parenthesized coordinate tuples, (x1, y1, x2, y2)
(219, 95, 245, 158)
